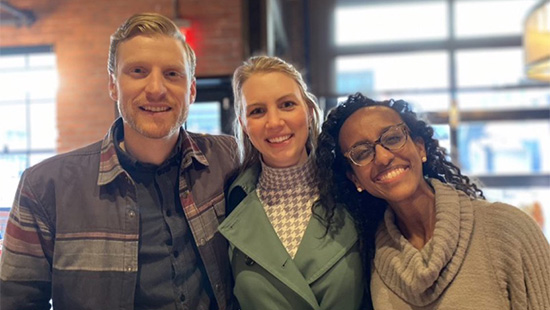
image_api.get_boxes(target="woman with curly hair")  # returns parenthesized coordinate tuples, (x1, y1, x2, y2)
(218, 56, 364, 310)
(315, 93, 550, 310)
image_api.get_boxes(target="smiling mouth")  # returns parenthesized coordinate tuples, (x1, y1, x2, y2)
(140, 106, 171, 112)
(267, 134, 292, 143)
(376, 167, 408, 182)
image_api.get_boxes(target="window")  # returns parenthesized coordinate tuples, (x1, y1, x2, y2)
(186, 101, 222, 134)
(335, 2, 448, 44)
(454, 0, 537, 38)
(190, 77, 234, 135)
(336, 52, 449, 92)
(322, 0, 550, 239)
(0, 47, 58, 234)
(455, 48, 528, 87)
(458, 121, 550, 175)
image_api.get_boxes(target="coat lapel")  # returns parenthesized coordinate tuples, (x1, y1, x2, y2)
(293, 207, 358, 284)
(219, 190, 320, 309)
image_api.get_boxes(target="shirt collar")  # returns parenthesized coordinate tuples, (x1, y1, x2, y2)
(97, 118, 209, 186)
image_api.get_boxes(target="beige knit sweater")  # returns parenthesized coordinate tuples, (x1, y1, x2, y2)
(372, 179, 550, 310)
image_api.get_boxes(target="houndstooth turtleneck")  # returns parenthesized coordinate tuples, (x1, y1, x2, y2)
(257, 155, 319, 259)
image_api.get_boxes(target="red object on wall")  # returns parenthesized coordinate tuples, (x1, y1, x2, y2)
(180, 26, 195, 50)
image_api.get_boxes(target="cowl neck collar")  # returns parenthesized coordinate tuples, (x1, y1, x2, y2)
(373, 179, 475, 306)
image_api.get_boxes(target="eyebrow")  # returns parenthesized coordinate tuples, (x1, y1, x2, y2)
(277, 93, 299, 102)
(245, 93, 299, 109)
(121, 60, 186, 71)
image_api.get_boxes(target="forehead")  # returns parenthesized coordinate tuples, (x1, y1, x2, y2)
(339, 106, 403, 149)
(116, 35, 186, 67)
(241, 72, 301, 104)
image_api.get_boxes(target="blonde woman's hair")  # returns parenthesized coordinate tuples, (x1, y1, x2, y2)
(232, 55, 321, 170)
(108, 12, 196, 78)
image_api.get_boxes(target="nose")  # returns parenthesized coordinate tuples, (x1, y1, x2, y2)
(265, 109, 284, 130)
(372, 143, 394, 166)
(145, 70, 167, 101)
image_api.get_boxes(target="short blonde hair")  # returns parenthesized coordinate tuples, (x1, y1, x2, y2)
(108, 12, 196, 78)
(232, 56, 321, 170)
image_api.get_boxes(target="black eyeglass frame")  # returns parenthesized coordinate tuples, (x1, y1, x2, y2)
(343, 122, 409, 167)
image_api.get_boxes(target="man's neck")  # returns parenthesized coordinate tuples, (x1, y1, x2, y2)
(121, 128, 180, 166)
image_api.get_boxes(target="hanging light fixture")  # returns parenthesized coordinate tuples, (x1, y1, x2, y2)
(524, 0, 550, 82)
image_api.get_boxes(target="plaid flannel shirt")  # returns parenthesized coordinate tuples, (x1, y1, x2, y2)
(0, 118, 239, 310)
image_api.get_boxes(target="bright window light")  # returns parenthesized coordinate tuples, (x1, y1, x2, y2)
(0, 51, 58, 220)
(335, 2, 448, 45)
(455, 0, 539, 38)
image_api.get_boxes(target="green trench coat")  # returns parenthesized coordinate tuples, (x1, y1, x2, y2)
(218, 165, 365, 310)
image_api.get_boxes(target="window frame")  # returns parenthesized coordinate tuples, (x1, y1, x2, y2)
(309, 0, 550, 188)
(0, 45, 57, 165)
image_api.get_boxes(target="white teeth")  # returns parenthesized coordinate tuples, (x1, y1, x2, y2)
(268, 135, 291, 143)
(142, 106, 169, 112)
(379, 167, 405, 181)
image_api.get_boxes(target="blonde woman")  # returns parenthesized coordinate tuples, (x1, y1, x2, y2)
(219, 56, 365, 310)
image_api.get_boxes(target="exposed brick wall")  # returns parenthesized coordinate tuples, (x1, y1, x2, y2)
(0, 0, 244, 152)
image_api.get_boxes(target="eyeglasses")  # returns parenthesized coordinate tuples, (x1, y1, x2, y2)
(343, 123, 409, 166)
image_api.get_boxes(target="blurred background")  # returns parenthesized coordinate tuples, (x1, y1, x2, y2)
(0, 0, 549, 242)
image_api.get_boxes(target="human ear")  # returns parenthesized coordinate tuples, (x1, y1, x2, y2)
(413, 136, 427, 160)
(346, 170, 364, 193)
(108, 74, 118, 102)
(189, 78, 197, 104)
(238, 116, 248, 136)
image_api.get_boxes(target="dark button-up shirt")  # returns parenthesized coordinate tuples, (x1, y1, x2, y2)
(0, 118, 239, 310)
(116, 129, 214, 310)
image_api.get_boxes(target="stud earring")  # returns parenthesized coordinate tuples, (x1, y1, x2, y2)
(422, 156, 427, 163)
(357, 187, 363, 193)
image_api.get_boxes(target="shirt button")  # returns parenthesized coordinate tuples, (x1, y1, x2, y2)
(180, 294, 186, 302)
(182, 190, 189, 199)
(126, 266, 133, 272)
(215, 283, 221, 291)
(165, 209, 172, 217)
(173, 250, 179, 258)
(245, 256, 255, 266)
(128, 210, 136, 218)
(199, 238, 206, 246)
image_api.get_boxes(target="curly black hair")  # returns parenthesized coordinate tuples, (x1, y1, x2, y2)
(314, 93, 484, 309)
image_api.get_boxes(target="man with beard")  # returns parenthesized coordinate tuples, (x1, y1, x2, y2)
(0, 13, 238, 310)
